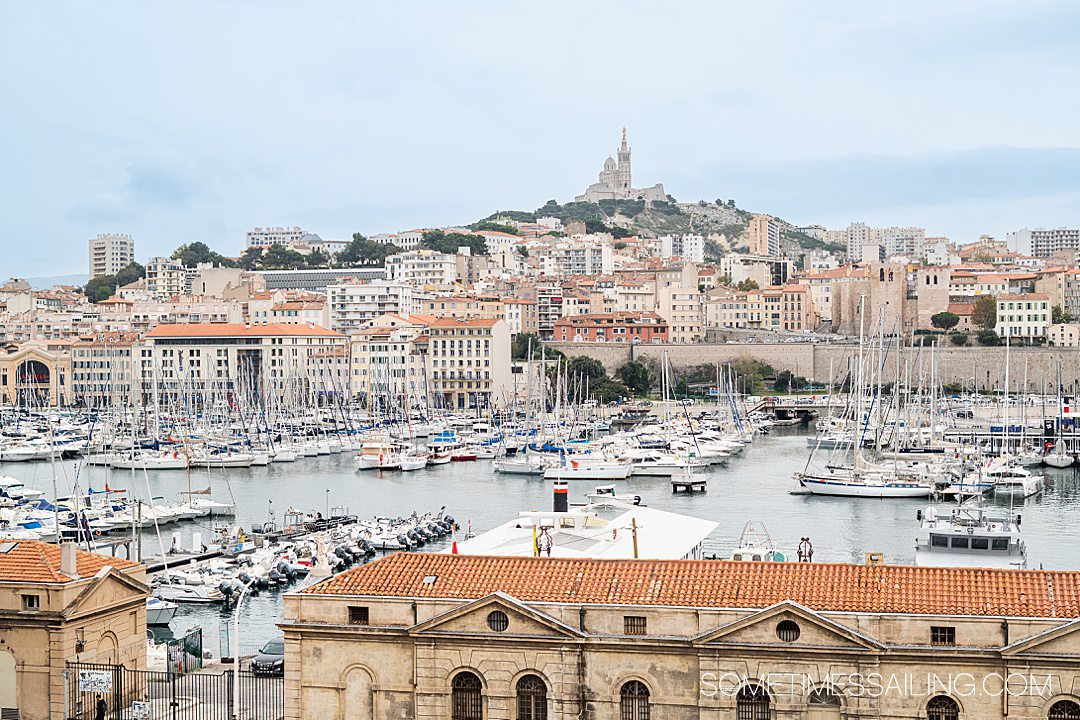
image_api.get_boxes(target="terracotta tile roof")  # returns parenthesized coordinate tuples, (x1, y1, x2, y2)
(0, 539, 139, 583)
(304, 553, 1080, 618)
(998, 293, 1049, 301)
(145, 322, 343, 338)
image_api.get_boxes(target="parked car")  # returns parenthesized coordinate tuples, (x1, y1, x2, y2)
(250, 637, 285, 676)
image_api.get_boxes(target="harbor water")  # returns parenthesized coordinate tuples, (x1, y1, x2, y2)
(6, 425, 1080, 652)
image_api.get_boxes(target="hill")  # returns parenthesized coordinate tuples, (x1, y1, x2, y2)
(480, 199, 844, 260)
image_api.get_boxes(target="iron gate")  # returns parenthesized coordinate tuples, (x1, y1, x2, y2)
(66, 662, 283, 720)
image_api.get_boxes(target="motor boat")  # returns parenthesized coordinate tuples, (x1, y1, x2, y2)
(146, 596, 179, 625)
(914, 502, 1027, 569)
(586, 485, 643, 505)
(728, 521, 786, 562)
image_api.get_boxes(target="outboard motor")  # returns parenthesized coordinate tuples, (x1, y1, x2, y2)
(268, 569, 282, 585)
(237, 571, 253, 586)
(397, 533, 411, 549)
(443, 514, 455, 526)
(407, 530, 423, 546)
(218, 580, 236, 599)
(256, 575, 270, 590)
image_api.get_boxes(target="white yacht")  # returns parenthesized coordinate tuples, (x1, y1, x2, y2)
(987, 461, 1043, 499)
(914, 502, 1027, 569)
(543, 455, 633, 481)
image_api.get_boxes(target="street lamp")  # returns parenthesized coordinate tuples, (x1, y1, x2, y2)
(232, 576, 257, 720)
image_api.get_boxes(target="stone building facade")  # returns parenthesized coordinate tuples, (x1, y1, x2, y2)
(0, 540, 147, 720)
(282, 553, 1080, 720)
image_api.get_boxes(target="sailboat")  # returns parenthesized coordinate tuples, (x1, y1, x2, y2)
(1044, 361, 1074, 468)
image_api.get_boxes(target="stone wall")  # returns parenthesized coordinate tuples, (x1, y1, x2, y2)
(549, 341, 1080, 392)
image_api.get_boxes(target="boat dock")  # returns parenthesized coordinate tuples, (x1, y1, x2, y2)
(671, 477, 708, 493)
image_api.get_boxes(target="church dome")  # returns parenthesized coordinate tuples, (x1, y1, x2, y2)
(603, 157, 616, 170)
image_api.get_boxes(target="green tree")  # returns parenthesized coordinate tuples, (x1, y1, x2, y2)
(615, 361, 656, 397)
(930, 311, 960, 332)
(305, 248, 331, 268)
(773, 369, 807, 392)
(1053, 304, 1074, 324)
(511, 333, 563, 361)
(421, 229, 487, 255)
(84, 275, 118, 302)
(516, 246, 529, 258)
(972, 295, 997, 330)
(949, 332, 969, 346)
(171, 242, 235, 268)
(567, 356, 607, 380)
(735, 279, 760, 292)
(338, 234, 401, 266)
(238, 247, 263, 271)
(976, 329, 1000, 346)
(114, 261, 145, 287)
(469, 221, 519, 235)
(261, 244, 308, 270)
(84, 261, 145, 302)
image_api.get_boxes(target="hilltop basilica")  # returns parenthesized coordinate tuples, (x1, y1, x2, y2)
(575, 128, 667, 203)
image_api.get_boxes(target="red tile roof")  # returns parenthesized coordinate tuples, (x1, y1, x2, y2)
(145, 322, 343, 338)
(0, 539, 140, 583)
(304, 553, 1080, 618)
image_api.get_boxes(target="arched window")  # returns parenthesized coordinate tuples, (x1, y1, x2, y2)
(927, 695, 959, 720)
(1050, 700, 1080, 720)
(516, 674, 547, 720)
(880, 268, 886, 282)
(737, 685, 771, 720)
(808, 688, 841, 720)
(451, 672, 483, 720)
(620, 680, 650, 720)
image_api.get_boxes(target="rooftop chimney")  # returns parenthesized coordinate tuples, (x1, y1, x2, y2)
(60, 542, 79, 579)
(553, 479, 568, 513)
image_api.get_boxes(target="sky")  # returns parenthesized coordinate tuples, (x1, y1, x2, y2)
(1, 1, 1078, 277)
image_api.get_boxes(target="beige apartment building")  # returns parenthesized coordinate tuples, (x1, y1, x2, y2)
(283, 553, 1080, 720)
(350, 314, 512, 411)
(142, 322, 348, 403)
(88, 233, 135, 280)
(70, 331, 141, 407)
(0, 540, 147, 720)
(996, 293, 1051, 340)
(748, 214, 780, 256)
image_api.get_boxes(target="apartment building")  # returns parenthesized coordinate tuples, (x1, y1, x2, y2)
(327, 280, 417, 334)
(88, 233, 135, 279)
(128, 297, 242, 334)
(705, 288, 764, 329)
(245, 226, 307, 249)
(423, 317, 511, 410)
(348, 317, 429, 404)
(655, 284, 702, 343)
(370, 229, 425, 252)
(1036, 267, 1080, 320)
(144, 256, 189, 300)
(141, 322, 347, 403)
(419, 295, 537, 336)
(659, 234, 705, 263)
(1048, 323, 1080, 347)
(1007, 227, 1080, 257)
(552, 311, 668, 343)
(384, 249, 458, 287)
(996, 293, 1050, 340)
(747, 215, 780, 257)
(762, 285, 816, 332)
(70, 332, 140, 407)
(539, 241, 613, 277)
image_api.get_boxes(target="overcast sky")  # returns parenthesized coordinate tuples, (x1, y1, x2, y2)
(2, 1, 1078, 276)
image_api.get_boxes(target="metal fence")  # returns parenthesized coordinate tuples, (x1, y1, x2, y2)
(66, 662, 284, 720)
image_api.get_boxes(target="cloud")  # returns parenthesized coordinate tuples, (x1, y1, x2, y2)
(65, 155, 201, 224)
(671, 146, 1080, 217)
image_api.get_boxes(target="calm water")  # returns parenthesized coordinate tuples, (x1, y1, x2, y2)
(7, 425, 1080, 653)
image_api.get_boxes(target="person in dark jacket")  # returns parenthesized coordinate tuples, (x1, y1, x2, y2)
(95, 695, 107, 720)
